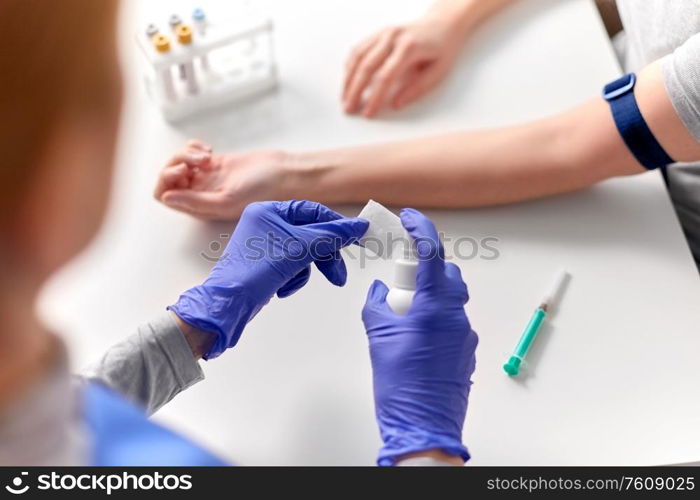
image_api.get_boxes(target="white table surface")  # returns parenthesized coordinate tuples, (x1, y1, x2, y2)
(38, 0, 700, 465)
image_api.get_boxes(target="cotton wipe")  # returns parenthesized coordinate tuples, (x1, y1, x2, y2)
(357, 200, 412, 259)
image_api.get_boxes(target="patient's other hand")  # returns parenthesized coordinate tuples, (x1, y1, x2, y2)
(342, 14, 467, 118)
(154, 140, 289, 220)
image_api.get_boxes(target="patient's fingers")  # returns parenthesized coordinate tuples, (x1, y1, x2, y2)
(165, 149, 213, 171)
(344, 29, 398, 114)
(362, 41, 414, 117)
(154, 163, 191, 200)
(186, 139, 213, 152)
(343, 33, 379, 99)
(161, 189, 228, 220)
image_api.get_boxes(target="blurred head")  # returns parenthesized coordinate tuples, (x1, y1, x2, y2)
(0, 0, 122, 292)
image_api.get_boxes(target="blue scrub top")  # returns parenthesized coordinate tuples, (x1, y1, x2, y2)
(83, 382, 227, 466)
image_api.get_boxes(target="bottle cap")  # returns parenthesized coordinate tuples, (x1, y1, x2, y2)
(169, 14, 183, 28)
(192, 8, 206, 21)
(145, 23, 159, 37)
(176, 24, 193, 44)
(152, 34, 170, 53)
(393, 258, 418, 291)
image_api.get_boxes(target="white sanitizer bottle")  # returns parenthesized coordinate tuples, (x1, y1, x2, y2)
(356, 200, 421, 315)
(386, 256, 418, 315)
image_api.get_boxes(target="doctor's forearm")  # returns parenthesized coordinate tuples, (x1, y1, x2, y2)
(284, 98, 643, 209)
(173, 314, 216, 359)
(82, 312, 205, 415)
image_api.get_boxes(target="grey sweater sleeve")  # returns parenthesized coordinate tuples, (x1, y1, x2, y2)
(81, 312, 204, 415)
(662, 33, 700, 142)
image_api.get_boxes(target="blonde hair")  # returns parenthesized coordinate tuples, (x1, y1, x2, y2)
(0, 0, 119, 226)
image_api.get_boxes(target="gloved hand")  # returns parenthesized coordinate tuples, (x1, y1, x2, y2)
(170, 200, 369, 359)
(361, 208, 478, 466)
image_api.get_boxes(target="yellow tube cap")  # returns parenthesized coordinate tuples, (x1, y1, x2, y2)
(152, 34, 170, 53)
(175, 24, 193, 44)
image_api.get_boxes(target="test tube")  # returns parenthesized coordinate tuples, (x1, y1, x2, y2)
(192, 8, 210, 72)
(169, 14, 187, 80)
(175, 24, 198, 95)
(152, 34, 177, 102)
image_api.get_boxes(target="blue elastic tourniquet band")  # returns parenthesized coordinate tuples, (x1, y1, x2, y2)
(602, 73, 674, 170)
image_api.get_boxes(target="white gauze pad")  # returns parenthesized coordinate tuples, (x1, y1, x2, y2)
(357, 200, 412, 259)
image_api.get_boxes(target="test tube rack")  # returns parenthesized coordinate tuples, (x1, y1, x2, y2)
(137, 9, 277, 122)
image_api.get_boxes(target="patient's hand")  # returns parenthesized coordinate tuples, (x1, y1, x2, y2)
(342, 14, 468, 118)
(154, 140, 289, 220)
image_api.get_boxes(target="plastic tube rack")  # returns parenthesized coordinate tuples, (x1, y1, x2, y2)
(137, 9, 277, 122)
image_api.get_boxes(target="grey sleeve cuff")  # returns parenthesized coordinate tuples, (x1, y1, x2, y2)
(662, 33, 700, 143)
(81, 311, 204, 415)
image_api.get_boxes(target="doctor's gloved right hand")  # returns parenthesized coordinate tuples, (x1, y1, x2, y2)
(361, 209, 478, 466)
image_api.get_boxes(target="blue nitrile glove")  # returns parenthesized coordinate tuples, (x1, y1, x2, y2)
(170, 200, 369, 359)
(361, 208, 478, 466)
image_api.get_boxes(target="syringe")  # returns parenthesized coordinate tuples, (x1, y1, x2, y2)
(503, 269, 568, 376)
